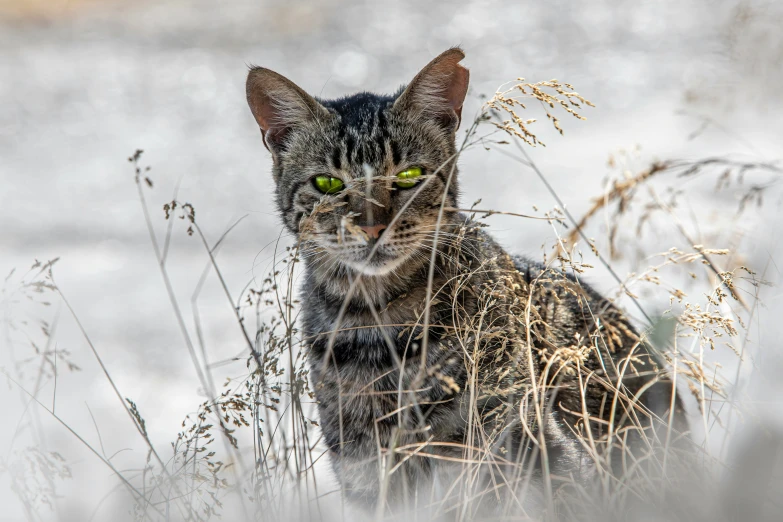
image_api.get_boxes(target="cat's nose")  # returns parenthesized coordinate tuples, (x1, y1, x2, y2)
(359, 224, 387, 239)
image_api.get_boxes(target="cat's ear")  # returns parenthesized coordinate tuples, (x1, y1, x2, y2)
(393, 47, 470, 130)
(246, 67, 329, 151)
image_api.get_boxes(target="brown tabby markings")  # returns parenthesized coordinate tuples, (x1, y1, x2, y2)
(246, 48, 686, 513)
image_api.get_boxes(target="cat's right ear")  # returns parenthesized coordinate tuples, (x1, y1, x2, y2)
(246, 67, 328, 152)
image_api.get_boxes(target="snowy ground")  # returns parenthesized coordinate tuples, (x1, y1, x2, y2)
(2, 0, 783, 520)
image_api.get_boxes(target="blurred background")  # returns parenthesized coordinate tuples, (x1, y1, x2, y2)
(2, 0, 783, 520)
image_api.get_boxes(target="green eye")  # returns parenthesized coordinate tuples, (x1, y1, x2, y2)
(313, 175, 344, 194)
(395, 167, 423, 189)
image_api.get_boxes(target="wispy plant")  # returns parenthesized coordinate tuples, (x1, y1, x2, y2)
(4, 72, 778, 522)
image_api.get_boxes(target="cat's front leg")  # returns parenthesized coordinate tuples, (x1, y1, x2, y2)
(328, 447, 383, 509)
(329, 440, 439, 515)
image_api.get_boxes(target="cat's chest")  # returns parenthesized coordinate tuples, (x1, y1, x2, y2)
(304, 291, 435, 369)
(304, 300, 428, 373)
(302, 286, 461, 408)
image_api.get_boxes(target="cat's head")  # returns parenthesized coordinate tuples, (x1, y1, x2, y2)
(246, 48, 469, 277)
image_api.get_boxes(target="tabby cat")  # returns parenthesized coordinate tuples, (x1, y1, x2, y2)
(246, 48, 686, 518)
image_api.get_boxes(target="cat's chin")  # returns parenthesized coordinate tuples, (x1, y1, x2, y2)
(340, 251, 412, 277)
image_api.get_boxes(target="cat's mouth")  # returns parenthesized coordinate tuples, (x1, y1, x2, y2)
(337, 244, 413, 276)
(315, 230, 418, 276)
(312, 224, 423, 276)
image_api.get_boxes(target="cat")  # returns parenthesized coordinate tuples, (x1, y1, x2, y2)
(245, 48, 687, 518)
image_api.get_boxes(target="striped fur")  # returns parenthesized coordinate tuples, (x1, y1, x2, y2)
(246, 48, 686, 516)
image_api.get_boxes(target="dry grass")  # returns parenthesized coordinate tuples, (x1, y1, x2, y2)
(1, 73, 777, 522)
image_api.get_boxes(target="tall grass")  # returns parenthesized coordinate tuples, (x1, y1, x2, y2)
(2, 74, 778, 522)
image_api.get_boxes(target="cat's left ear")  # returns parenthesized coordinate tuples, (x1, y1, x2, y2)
(393, 47, 470, 131)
